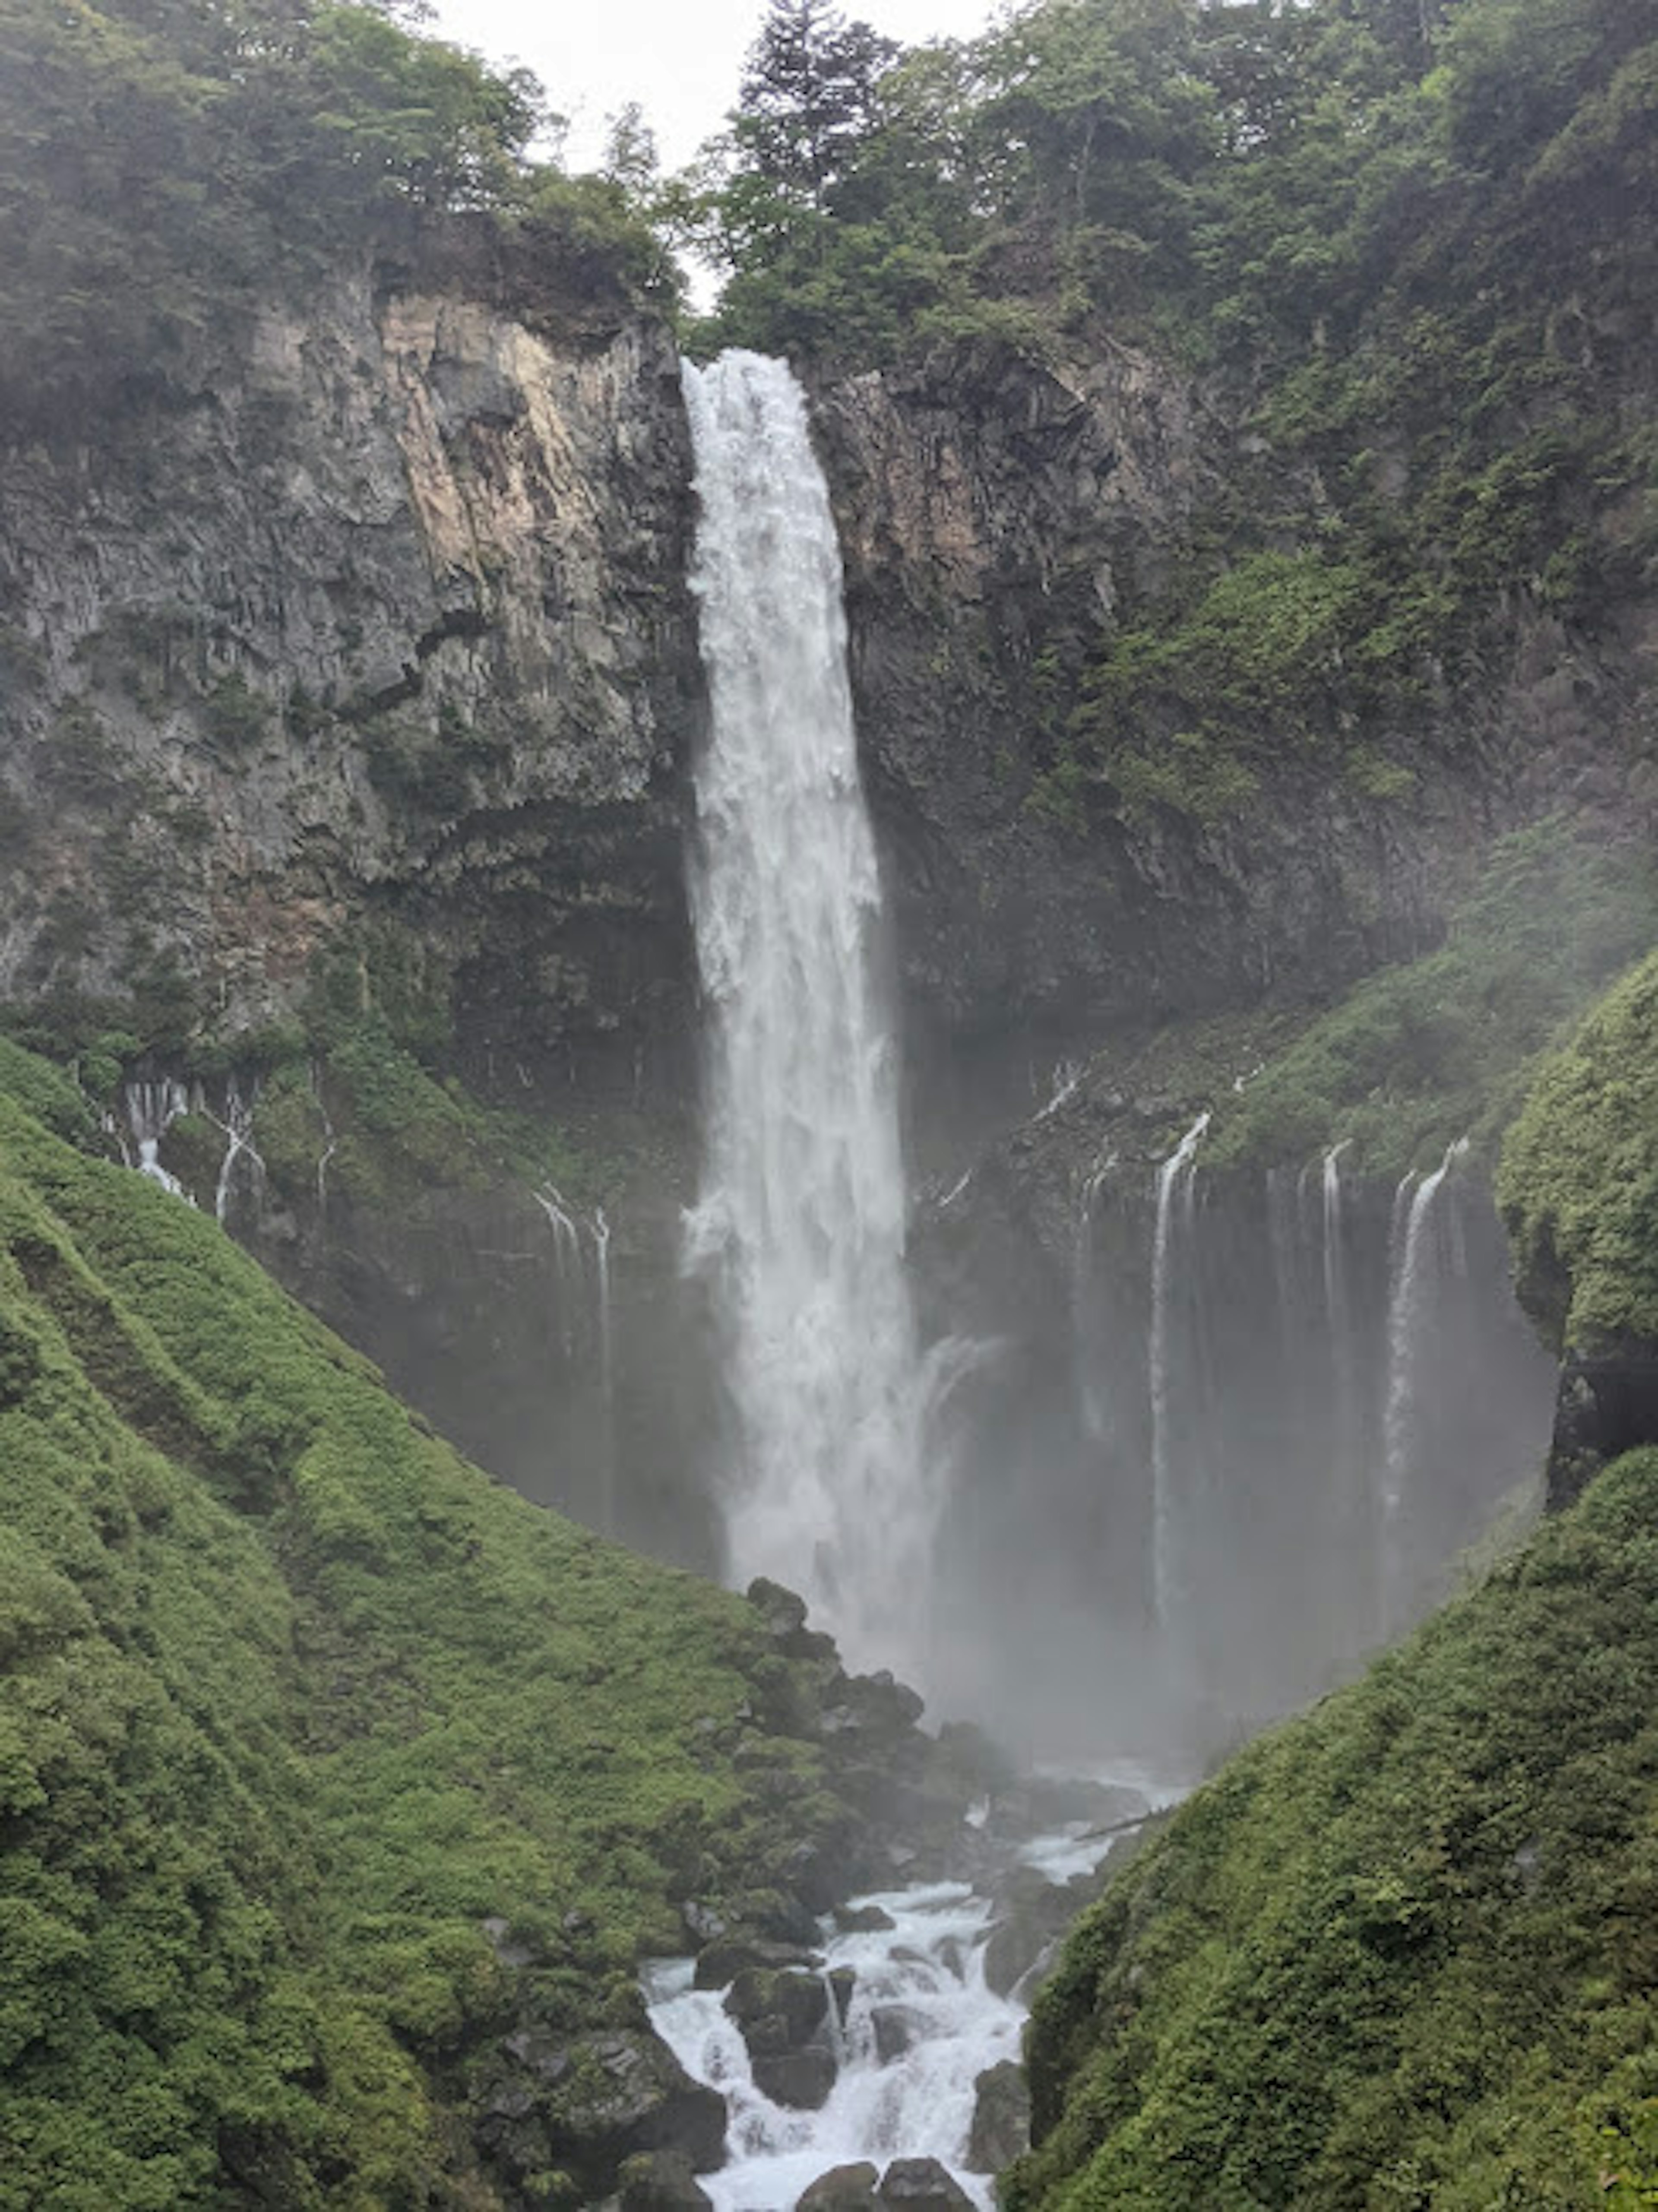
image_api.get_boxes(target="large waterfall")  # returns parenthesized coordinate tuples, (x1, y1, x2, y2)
(681, 352, 928, 1665)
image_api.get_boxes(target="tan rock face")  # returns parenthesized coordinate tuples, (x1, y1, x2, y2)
(0, 269, 699, 1076)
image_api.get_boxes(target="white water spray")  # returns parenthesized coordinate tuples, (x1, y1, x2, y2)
(647, 1880, 1017, 2212)
(1149, 1113, 1209, 1633)
(681, 351, 927, 1663)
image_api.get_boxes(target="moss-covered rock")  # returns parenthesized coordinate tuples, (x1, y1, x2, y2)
(1499, 949, 1658, 1355)
(1006, 1445, 1658, 2212)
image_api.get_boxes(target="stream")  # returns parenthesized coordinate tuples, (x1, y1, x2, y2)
(645, 1763, 1186, 2210)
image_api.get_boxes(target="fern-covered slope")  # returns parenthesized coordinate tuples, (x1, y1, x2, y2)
(1007, 1444, 1658, 2212)
(0, 1049, 923, 2208)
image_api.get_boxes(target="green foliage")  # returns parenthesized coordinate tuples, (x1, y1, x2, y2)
(1008, 1444, 1658, 2212)
(1204, 819, 1656, 1177)
(0, 1039, 92, 1143)
(1498, 949, 1658, 1352)
(0, 1061, 865, 2203)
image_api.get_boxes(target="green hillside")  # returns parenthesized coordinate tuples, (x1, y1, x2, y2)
(0, 1047, 885, 2208)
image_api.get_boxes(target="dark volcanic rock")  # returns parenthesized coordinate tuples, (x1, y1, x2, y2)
(876, 2155, 975, 2209)
(620, 2149, 717, 2210)
(485, 2027, 726, 2196)
(724, 1966, 830, 2053)
(797, 2162, 881, 2210)
(833, 1903, 897, 1935)
(694, 1938, 822, 1992)
(981, 1870, 1085, 1999)
(828, 1965, 857, 2026)
(1544, 1343, 1658, 1509)
(966, 2058, 1031, 2173)
(871, 2005, 921, 2063)
(753, 2047, 839, 2111)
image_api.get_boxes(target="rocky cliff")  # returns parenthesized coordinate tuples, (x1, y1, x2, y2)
(0, 261, 701, 1101)
(811, 336, 1652, 1133)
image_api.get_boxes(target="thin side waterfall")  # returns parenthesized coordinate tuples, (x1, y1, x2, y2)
(681, 351, 927, 1662)
(1149, 1112, 1209, 1633)
(206, 1076, 264, 1227)
(534, 1186, 585, 1362)
(1380, 1137, 1470, 1633)
(1073, 1153, 1115, 1443)
(1321, 1140, 1368, 1636)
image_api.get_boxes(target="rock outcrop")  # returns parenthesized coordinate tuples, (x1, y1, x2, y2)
(811, 338, 1648, 1136)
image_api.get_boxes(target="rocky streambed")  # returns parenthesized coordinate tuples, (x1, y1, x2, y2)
(630, 1764, 1183, 2212)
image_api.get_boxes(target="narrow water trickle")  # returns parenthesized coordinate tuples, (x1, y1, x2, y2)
(1149, 1113, 1209, 1635)
(680, 351, 929, 1667)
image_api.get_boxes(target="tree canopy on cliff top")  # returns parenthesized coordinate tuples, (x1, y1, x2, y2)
(695, 0, 1655, 366)
(0, 0, 670, 424)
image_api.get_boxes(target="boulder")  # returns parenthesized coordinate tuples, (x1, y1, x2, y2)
(724, 1967, 829, 2053)
(871, 2005, 921, 2063)
(550, 2029, 727, 2179)
(833, 1903, 896, 1935)
(753, 2047, 839, 2110)
(981, 1869, 1084, 1998)
(797, 2161, 881, 2210)
(966, 2059, 1030, 2172)
(747, 1576, 838, 1661)
(876, 2156, 975, 2209)
(987, 1776, 1149, 1838)
(619, 2149, 716, 2210)
(694, 1937, 821, 1991)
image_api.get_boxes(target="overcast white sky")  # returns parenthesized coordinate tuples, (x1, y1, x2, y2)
(428, 0, 1006, 172)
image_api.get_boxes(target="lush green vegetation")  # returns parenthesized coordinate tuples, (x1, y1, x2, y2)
(0, 1044, 861, 2206)
(1201, 819, 1655, 1177)
(1499, 949, 1658, 1352)
(1007, 1440, 1658, 2212)
(0, 0, 670, 427)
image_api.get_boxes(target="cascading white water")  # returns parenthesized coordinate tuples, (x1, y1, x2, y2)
(647, 1880, 1018, 2212)
(1149, 1113, 1209, 1633)
(681, 351, 927, 1662)
(1380, 1137, 1470, 1633)
(123, 1079, 193, 1198)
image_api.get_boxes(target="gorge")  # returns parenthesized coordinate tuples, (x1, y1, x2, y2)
(3, 0, 1658, 2203)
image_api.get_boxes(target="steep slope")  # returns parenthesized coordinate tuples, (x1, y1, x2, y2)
(1005, 954, 1658, 2210)
(1006, 1443, 1658, 2212)
(0, 1047, 962, 2209)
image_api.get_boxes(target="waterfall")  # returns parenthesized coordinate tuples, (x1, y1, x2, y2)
(534, 1186, 586, 1362)
(1380, 1138, 1470, 1633)
(1149, 1113, 1209, 1634)
(206, 1076, 264, 1227)
(1072, 1154, 1116, 1443)
(123, 1079, 192, 1198)
(1321, 1141, 1369, 1641)
(681, 351, 925, 1663)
